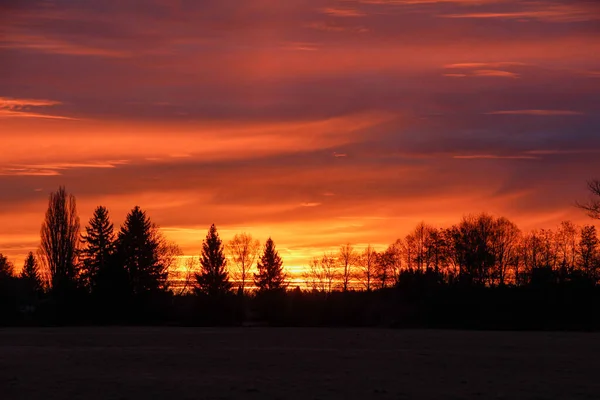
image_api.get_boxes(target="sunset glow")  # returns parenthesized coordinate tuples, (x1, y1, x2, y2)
(1, 0, 599, 275)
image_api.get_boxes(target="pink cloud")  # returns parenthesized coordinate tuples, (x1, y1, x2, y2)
(487, 110, 584, 116)
(472, 69, 519, 78)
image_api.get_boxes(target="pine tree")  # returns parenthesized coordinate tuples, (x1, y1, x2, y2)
(116, 206, 168, 295)
(254, 238, 286, 292)
(195, 224, 231, 296)
(81, 206, 115, 293)
(21, 252, 42, 293)
(0, 253, 14, 279)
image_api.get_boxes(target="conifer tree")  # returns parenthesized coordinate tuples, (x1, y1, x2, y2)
(116, 206, 168, 295)
(21, 252, 42, 293)
(195, 224, 231, 296)
(81, 206, 115, 293)
(0, 253, 14, 280)
(254, 238, 286, 292)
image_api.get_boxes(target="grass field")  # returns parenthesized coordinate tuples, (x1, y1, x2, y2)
(1, 328, 599, 399)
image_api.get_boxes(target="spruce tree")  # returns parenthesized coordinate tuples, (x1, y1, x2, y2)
(195, 224, 231, 296)
(0, 253, 13, 280)
(116, 206, 168, 295)
(21, 252, 42, 293)
(81, 206, 115, 293)
(254, 238, 286, 292)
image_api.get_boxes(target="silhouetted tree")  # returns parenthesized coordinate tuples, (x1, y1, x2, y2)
(556, 221, 578, 279)
(578, 179, 600, 220)
(40, 186, 80, 295)
(195, 224, 231, 296)
(359, 245, 377, 291)
(0, 254, 14, 280)
(376, 249, 394, 289)
(116, 206, 170, 295)
(448, 214, 497, 285)
(578, 225, 599, 280)
(21, 252, 42, 294)
(387, 240, 405, 285)
(80, 206, 115, 293)
(227, 233, 260, 294)
(254, 237, 286, 292)
(338, 244, 356, 291)
(491, 217, 521, 286)
(304, 257, 325, 292)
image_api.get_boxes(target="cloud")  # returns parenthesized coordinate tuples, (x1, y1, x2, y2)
(0, 96, 76, 120)
(0, 109, 78, 120)
(321, 8, 365, 17)
(525, 149, 600, 155)
(301, 202, 322, 207)
(442, 64, 523, 78)
(0, 160, 129, 176)
(472, 69, 519, 78)
(487, 110, 584, 116)
(307, 21, 369, 33)
(0, 168, 61, 176)
(445, 62, 528, 69)
(440, 4, 600, 22)
(0, 34, 129, 57)
(453, 154, 540, 160)
(0, 98, 61, 107)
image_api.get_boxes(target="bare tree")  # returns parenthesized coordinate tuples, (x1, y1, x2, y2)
(578, 179, 600, 220)
(40, 186, 81, 294)
(491, 217, 521, 285)
(338, 243, 356, 291)
(175, 256, 199, 295)
(303, 253, 337, 293)
(358, 245, 377, 291)
(556, 221, 578, 275)
(227, 233, 260, 294)
(578, 225, 599, 280)
(304, 257, 325, 292)
(376, 249, 394, 289)
(320, 253, 337, 293)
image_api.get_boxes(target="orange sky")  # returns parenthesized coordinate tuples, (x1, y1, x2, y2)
(1, 0, 599, 272)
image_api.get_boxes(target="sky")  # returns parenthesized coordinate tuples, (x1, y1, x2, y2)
(1, 0, 599, 273)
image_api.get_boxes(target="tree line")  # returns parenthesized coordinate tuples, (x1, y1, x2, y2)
(1, 182, 600, 328)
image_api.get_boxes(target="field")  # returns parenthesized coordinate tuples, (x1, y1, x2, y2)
(1, 328, 599, 399)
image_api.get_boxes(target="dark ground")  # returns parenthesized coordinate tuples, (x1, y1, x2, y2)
(1, 327, 599, 399)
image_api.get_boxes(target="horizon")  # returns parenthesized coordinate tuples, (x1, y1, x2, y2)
(1, 0, 599, 273)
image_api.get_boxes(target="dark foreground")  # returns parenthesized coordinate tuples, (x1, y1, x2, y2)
(1, 328, 599, 399)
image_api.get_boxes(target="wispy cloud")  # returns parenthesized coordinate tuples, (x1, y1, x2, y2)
(443, 73, 467, 77)
(301, 202, 322, 207)
(321, 8, 366, 17)
(360, 0, 505, 4)
(525, 149, 600, 155)
(487, 110, 584, 116)
(0, 160, 129, 176)
(472, 69, 519, 78)
(445, 62, 528, 69)
(453, 154, 540, 160)
(0, 34, 128, 57)
(307, 22, 369, 33)
(442, 63, 522, 78)
(0, 168, 61, 176)
(0, 98, 61, 108)
(0, 96, 77, 120)
(440, 5, 600, 22)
